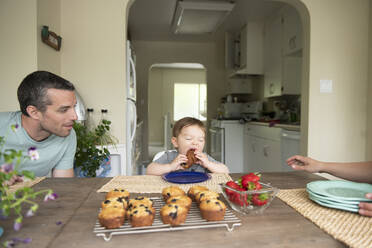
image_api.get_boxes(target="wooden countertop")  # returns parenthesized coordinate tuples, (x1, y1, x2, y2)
(0, 172, 345, 248)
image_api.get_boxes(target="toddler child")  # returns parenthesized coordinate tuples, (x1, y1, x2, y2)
(146, 117, 229, 175)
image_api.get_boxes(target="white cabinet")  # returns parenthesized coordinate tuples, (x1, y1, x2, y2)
(264, 7, 302, 98)
(244, 124, 282, 172)
(282, 6, 302, 55)
(228, 78, 252, 94)
(226, 22, 264, 76)
(264, 14, 282, 98)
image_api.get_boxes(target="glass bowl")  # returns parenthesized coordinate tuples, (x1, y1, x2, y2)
(220, 182, 279, 214)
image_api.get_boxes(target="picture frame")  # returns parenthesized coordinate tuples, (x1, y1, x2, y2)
(41, 26, 62, 51)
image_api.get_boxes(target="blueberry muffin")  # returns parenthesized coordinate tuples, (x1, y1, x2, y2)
(128, 196, 153, 210)
(106, 188, 130, 203)
(166, 195, 192, 211)
(162, 186, 185, 201)
(195, 190, 220, 204)
(187, 185, 209, 201)
(160, 203, 188, 226)
(199, 199, 226, 221)
(98, 207, 125, 229)
(127, 205, 155, 227)
(101, 196, 127, 209)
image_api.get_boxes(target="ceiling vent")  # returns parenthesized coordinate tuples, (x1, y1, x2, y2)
(172, 0, 235, 34)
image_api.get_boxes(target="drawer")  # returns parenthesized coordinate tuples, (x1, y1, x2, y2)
(245, 124, 282, 141)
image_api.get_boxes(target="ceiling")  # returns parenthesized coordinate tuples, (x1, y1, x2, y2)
(128, 0, 286, 42)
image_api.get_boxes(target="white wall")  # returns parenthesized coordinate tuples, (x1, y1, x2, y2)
(37, 0, 61, 74)
(367, 0, 372, 160)
(0, 0, 38, 112)
(148, 67, 206, 145)
(133, 40, 227, 159)
(298, 0, 369, 162)
(60, 0, 127, 143)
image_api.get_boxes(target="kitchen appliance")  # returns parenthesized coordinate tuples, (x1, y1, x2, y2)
(209, 119, 244, 173)
(222, 102, 242, 119)
(125, 40, 141, 176)
(281, 129, 300, 172)
(241, 101, 263, 121)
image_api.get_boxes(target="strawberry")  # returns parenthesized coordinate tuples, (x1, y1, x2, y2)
(238, 173, 261, 189)
(252, 193, 269, 206)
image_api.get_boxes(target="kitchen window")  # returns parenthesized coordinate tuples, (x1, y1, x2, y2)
(174, 83, 206, 121)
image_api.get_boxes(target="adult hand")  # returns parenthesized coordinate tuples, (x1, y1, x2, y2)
(359, 193, 372, 217)
(286, 155, 323, 173)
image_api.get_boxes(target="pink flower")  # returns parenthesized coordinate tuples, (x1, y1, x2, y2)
(0, 163, 14, 173)
(27, 147, 39, 161)
(11, 124, 19, 132)
(44, 192, 58, 202)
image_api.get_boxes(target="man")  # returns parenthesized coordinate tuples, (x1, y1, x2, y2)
(0, 71, 78, 177)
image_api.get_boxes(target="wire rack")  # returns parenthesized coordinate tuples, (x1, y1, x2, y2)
(94, 197, 241, 241)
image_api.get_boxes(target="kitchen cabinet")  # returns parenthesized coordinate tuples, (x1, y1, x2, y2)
(227, 78, 252, 94)
(225, 22, 264, 76)
(263, 7, 302, 98)
(282, 6, 302, 55)
(244, 124, 282, 172)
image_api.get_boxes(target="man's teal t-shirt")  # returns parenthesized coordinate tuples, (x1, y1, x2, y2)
(0, 111, 76, 177)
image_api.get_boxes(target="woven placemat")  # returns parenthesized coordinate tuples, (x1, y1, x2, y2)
(9, 177, 46, 193)
(97, 173, 232, 193)
(277, 188, 372, 248)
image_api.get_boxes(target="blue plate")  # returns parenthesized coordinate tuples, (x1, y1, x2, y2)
(162, 171, 211, 184)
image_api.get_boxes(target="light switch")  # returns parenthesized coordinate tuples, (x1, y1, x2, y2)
(320, 79, 332, 93)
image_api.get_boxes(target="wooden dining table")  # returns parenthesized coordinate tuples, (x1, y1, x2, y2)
(0, 171, 347, 247)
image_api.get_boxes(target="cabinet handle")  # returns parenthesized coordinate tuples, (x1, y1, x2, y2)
(251, 143, 256, 152)
(269, 83, 275, 95)
(263, 145, 269, 157)
(289, 36, 297, 50)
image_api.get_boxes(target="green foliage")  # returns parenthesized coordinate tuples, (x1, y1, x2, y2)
(73, 119, 117, 177)
(0, 134, 55, 236)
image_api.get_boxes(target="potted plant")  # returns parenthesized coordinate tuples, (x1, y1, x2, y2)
(73, 119, 117, 177)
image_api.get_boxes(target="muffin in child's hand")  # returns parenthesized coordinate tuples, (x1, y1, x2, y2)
(183, 149, 197, 169)
(187, 185, 209, 201)
(127, 205, 155, 227)
(160, 203, 188, 226)
(199, 199, 226, 221)
(98, 207, 125, 229)
(162, 186, 185, 201)
(106, 188, 130, 203)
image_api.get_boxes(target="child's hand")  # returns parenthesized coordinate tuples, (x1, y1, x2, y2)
(194, 151, 210, 168)
(170, 154, 187, 171)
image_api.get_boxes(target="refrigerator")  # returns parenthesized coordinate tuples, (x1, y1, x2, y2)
(125, 40, 138, 176)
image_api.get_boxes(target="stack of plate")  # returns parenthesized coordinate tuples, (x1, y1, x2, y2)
(306, 180, 372, 213)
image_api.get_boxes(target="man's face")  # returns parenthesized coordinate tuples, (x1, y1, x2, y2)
(38, 89, 78, 137)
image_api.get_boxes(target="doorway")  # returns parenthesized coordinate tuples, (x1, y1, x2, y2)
(147, 63, 207, 160)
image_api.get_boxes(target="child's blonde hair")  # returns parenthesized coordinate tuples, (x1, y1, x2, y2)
(172, 117, 206, 137)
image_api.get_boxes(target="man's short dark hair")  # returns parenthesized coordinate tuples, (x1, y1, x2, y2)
(172, 117, 206, 137)
(17, 71, 75, 116)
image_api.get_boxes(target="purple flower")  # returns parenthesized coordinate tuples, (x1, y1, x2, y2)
(4, 240, 15, 248)
(27, 147, 39, 161)
(11, 124, 19, 132)
(44, 192, 58, 202)
(13, 221, 22, 231)
(0, 163, 14, 173)
(5, 237, 31, 247)
(25, 209, 34, 218)
(56, 221, 63, 225)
